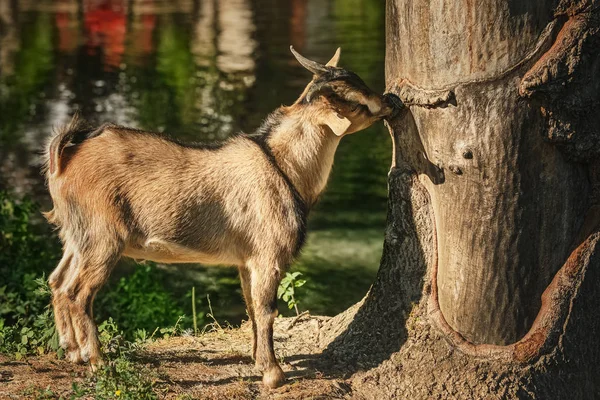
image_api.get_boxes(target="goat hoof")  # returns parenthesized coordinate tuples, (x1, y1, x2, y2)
(262, 366, 285, 389)
(66, 349, 83, 364)
(89, 357, 105, 373)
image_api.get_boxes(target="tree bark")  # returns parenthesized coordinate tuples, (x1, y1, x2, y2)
(318, 0, 600, 398)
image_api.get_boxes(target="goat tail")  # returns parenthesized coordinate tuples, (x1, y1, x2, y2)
(42, 209, 58, 225)
(43, 112, 90, 228)
(44, 112, 87, 178)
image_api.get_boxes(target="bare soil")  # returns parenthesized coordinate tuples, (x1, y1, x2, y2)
(0, 315, 354, 399)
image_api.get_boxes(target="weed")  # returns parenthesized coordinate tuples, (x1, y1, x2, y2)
(277, 272, 307, 316)
(22, 385, 59, 399)
(71, 319, 159, 399)
(0, 192, 61, 358)
(159, 315, 185, 339)
(0, 276, 60, 359)
(192, 286, 198, 335)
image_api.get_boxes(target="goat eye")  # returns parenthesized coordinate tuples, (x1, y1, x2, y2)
(351, 104, 360, 112)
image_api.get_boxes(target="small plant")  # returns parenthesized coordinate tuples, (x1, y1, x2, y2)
(277, 272, 307, 316)
(0, 192, 62, 358)
(0, 277, 60, 359)
(22, 385, 58, 399)
(71, 318, 158, 399)
(201, 295, 228, 334)
(81, 357, 157, 400)
(191, 286, 198, 335)
(159, 315, 185, 339)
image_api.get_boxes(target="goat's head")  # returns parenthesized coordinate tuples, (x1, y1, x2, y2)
(291, 46, 400, 137)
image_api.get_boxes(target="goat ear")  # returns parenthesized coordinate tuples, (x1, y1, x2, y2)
(321, 110, 351, 136)
(326, 47, 341, 67)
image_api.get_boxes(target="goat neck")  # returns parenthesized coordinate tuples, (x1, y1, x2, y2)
(266, 104, 341, 207)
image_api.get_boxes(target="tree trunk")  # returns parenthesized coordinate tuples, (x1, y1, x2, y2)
(319, 0, 600, 398)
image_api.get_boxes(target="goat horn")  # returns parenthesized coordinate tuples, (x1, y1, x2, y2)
(306, 82, 322, 102)
(290, 46, 329, 75)
(326, 47, 341, 67)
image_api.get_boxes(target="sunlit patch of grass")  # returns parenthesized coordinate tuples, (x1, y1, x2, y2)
(156, 264, 244, 326)
(285, 227, 384, 316)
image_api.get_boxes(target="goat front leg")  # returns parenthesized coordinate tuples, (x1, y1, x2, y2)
(247, 259, 286, 388)
(239, 266, 257, 360)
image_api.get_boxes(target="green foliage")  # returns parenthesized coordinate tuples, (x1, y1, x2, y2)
(0, 192, 59, 323)
(82, 357, 158, 400)
(0, 192, 61, 358)
(0, 296, 61, 361)
(277, 272, 306, 316)
(158, 315, 185, 339)
(155, 19, 196, 127)
(22, 385, 60, 399)
(95, 264, 186, 338)
(70, 318, 159, 399)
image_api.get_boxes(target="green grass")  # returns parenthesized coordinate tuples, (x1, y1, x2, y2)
(288, 228, 383, 316)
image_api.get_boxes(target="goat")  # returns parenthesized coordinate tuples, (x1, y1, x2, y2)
(43, 46, 399, 388)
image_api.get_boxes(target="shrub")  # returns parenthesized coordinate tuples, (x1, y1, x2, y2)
(0, 192, 60, 358)
(95, 263, 186, 339)
(0, 192, 59, 325)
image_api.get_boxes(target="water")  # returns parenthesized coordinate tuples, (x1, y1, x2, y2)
(0, 0, 390, 321)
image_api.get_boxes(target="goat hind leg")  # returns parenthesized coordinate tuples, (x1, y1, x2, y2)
(64, 243, 121, 369)
(49, 247, 82, 363)
(239, 266, 257, 360)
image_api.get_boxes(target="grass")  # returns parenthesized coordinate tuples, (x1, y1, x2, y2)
(69, 318, 160, 399)
(288, 227, 383, 316)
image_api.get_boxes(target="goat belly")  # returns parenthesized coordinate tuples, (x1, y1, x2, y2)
(122, 238, 241, 266)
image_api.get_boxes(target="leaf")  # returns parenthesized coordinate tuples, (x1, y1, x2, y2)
(280, 278, 291, 288)
(294, 279, 306, 288)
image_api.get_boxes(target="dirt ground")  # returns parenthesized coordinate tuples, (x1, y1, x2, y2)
(0, 315, 356, 399)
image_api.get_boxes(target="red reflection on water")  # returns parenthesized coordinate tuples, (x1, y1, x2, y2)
(290, 0, 307, 50)
(131, 14, 157, 58)
(84, 0, 127, 70)
(55, 12, 78, 53)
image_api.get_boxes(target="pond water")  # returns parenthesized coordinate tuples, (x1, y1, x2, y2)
(0, 0, 390, 322)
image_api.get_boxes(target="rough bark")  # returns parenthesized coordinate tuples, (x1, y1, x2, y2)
(319, 0, 600, 398)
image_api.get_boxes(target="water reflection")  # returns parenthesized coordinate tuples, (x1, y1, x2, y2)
(0, 0, 390, 318)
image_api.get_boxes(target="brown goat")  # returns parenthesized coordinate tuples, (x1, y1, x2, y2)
(43, 46, 398, 388)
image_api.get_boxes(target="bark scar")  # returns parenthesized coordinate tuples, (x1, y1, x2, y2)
(388, 80, 455, 108)
(519, 9, 600, 97)
(387, 17, 560, 106)
(428, 204, 600, 363)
